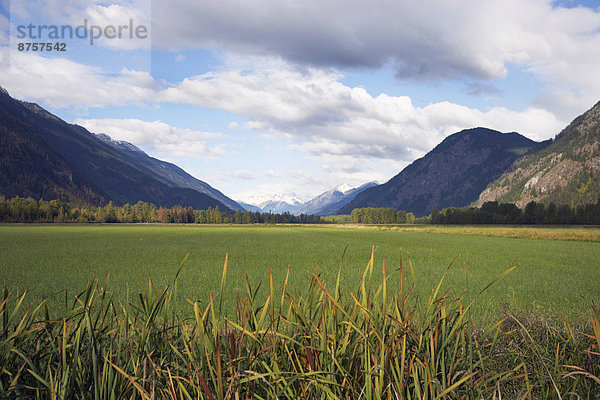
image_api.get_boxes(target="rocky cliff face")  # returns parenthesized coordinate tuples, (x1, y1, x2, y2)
(477, 101, 600, 208)
(341, 128, 538, 216)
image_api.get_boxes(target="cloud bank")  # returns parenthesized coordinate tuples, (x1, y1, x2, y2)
(74, 118, 226, 158)
(2, 51, 566, 164)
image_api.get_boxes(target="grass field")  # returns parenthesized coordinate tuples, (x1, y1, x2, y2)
(342, 223, 600, 242)
(1, 224, 599, 321)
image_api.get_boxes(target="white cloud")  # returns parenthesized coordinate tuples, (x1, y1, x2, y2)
(0, 49, 570, 164)
(0, 51, 156, 109)
(162, 60, 568, 161)
(149, 1, 600, 84)
(227, 121, 240, 130)
(0, 14, 8, 45)
(10, 0, 151, 50)
(74, 118, 226, 159)
(7, 0, 600, 119)
(80, 2, 151, 50)
(232, 169, 256, 180)
(152, 0, 600, 120)
(175, 54, 186, 62)
(230, 162, 390, 204)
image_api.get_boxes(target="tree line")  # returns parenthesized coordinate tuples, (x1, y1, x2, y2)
(0, 196, 321, 224)
(5, 195, 599, 226)
(430, 200, 600, 225)
(350, 207, 416, 224)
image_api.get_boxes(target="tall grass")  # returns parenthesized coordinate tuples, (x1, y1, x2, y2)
(1, 249, 598, 399)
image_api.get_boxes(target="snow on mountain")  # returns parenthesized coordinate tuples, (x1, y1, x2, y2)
(241, 192, 303, 206)
(294, 182, 379, 216)
(237, 192, 305, 214)
(95, 133, 145, 154)
(334, 183, 354, 194)
(258, 199, 302, 214)
(236, 183, 378, 215)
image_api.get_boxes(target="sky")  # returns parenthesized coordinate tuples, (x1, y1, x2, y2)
(1, 0, 600, 204)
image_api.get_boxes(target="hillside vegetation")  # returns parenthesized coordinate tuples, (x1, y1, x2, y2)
(478, 101, 600, 208)
(342, 128, 538, 216)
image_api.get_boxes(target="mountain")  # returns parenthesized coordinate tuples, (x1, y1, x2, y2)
(237, 201, 262, 212)
(477, 101, 600, 208)
(340, 128, 539, 217)
(0, 104, 107, 205)
(258, 199, 302, 214)
(238, 185, 378, 216)
(295, 182, 378, 216)
(239, 193, 305, 214)
(94, 133, 242, 211)
(0, 87, 239, 211)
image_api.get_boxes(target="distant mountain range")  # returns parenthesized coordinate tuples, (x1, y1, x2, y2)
(238, 183, 377, 215)
(295, 182, 378, 216)
(340, 128, 539, 216)
(0, 87, 242, 211)
(237, 202, 262, 213)
(236, 193, 304, 214)
(258, 199, 302, 214)
(4, 86, 597, 218)
(478, 101, 600, 208)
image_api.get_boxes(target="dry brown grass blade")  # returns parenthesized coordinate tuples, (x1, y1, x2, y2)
(197, 372, 216, 400)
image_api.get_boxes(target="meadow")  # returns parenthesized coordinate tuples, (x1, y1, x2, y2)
(1, 224, 600, 398)
(1, 224, 598, 321)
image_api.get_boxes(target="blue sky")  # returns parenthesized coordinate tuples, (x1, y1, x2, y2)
(1, 0, 600, 204)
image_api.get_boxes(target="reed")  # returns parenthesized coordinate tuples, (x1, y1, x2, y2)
(1, 250, 598, 399)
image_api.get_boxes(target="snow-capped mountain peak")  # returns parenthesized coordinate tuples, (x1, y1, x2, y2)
(242, 192, 304, 207)
(294, 181, 379, 216)
(258, 198, 302, 209)
(96, 133, 144, 154)
(334, 183, 354, 194)
(236, 183, 378, 215)
(236, 192, 305, 214)
(263, 192, 304, 206)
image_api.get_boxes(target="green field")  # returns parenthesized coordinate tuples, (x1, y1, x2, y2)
(1, 224, 598, 321)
